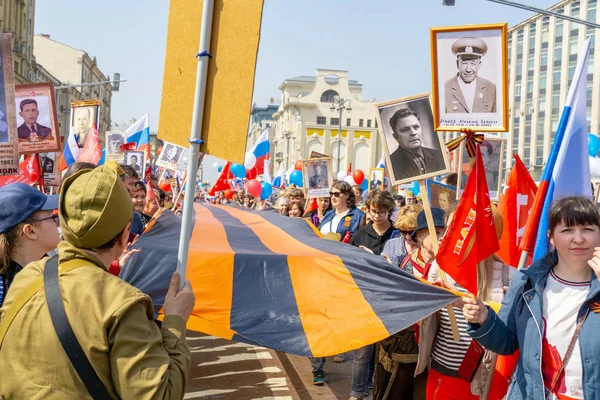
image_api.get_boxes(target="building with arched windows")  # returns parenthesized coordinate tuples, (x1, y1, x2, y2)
(271, 69, 381, 175)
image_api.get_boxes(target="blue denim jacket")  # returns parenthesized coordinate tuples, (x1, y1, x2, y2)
(318, 207, 364, 241)
(467, 251, 600, 399)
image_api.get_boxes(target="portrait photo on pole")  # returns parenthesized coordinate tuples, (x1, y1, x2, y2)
(70, 100, 100, 148)
(156, 141, 184, 170)
(457, 137, 505, 201)
(376, 93, 450, 186)
(368, 168, 385, 192)
(309, 151, 329, 159)
(105, 131, 127, 162)
(15, 82, 60, 154)
(426, 179, 457, 215)
(39, 151, 61, 187)
(430, 23, 508, 132)
(125, 150, 145, 177)
(302, 157, 333, 199)
(0, 34, 19, 175)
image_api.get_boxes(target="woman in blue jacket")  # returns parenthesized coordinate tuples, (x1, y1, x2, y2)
(318, 181, 365, 242)
(463, 197, 600, 400)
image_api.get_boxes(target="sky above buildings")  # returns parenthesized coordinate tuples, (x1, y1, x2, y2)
(36, 0, 560, 182)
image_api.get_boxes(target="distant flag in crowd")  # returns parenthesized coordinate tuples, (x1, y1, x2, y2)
(497, 155, 537, 268)
(437, 147, 499, 294)
(377, 153, 386, 169)
(59, 127, 82, 171)
(208, 161, 232, 196)
(285, 164, 294, 185)
(127, 114, 152, 163)
(120, 142, 137, 152)
(249, 128, 269, 174)
(120, 205, 462, 357)
(521, 39, 592, 262)
(347, 162, 352, 176)
(263, 159, 272, 183)
(0, 154, 42, 187)
(273, 164, 285, 189)
(78, 124, 103, 165)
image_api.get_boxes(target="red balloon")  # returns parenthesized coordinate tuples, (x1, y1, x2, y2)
(246, 179, 262, 198)
(246, 166, 258, 180)
(159, 182, 172, 192)
(294, 160, 303, 171)
(224, 189, 234, 200)
(352, 169, 365, 185)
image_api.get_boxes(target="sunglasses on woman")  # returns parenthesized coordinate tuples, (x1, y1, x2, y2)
(329, 191, 342, 197)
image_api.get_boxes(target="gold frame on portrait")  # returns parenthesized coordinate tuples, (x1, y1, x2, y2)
(374, 92, 451, 186)
(456, 136, 505, 201)
(309, 151, 329, 159)
(302, 157, 334, 199)
(368, 168, 385, 192)
(430, 23, 509, 133)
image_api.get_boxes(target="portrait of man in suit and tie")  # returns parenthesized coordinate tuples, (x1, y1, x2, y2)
(377, 95, 450, 185)
(15, 83, 61, 153)
(17, 99, 53, 141)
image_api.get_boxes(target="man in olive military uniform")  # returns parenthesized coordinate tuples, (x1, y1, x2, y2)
(444, 37, 497, 113)
(309, 164, 328, 189)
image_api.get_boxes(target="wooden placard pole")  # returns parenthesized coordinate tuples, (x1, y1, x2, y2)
(418, 179, 461, 342)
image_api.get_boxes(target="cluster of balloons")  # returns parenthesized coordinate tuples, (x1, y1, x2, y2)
(334, 168, 369, 191)
(589, 134, 600, 178)
(213, 157, 273, 200)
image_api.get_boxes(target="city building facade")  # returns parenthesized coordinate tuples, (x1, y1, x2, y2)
(0, 0, 36, 84)
(271, 69, 381, 175)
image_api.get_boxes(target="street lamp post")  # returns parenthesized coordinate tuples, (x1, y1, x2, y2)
(330, 97, 352, 175)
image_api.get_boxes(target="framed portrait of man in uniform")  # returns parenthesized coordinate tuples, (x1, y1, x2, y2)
(302, 157, 333, 199)
(375, 93, 450, 186)
(15, 83, 60, 154)
(156, 141, 184, 170)
(70, 100, 101, 148)
(368, 168, 385, 192)
(125, 151, 145, 177)
(456, 137, 505, 201)
(430, 23, 508, 133)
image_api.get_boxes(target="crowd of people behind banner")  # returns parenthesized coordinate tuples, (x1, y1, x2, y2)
(0, 154, 600, 400)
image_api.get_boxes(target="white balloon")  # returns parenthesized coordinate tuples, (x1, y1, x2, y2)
(344, 175, 357, 186)
(336, 171, 347, 181)
(590, 156, 600, 178)
(212, 162, 219, 168)
(244, 151, 256, 169)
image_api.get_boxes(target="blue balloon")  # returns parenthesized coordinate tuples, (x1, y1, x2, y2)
(217, 165, 223, 173)
(589, 133, 600, 157)
(260, 182, 273, 200)
(361, 178, 369, 191)
(412, 181, 420, 196)
(290, 170, 303, 187)
(231, 163, 246, 178)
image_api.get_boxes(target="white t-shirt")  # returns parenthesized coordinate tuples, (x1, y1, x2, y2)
(458, 77, 477, 112)
(542, 269, 590, 400)
(319, 210, 349, 236)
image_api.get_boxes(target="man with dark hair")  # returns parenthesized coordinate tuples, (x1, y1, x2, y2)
(441, 172, 458, 189)
(17, 99, 53, 141)
(388, 108, 445, 181)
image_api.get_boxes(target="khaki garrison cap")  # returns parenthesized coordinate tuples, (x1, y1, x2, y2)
(451, 37, 488, 58)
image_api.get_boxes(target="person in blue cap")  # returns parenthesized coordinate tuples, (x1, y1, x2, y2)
(0, 183, 60, 305)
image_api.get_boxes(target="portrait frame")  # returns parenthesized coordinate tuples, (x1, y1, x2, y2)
(156, 141, 185, 170)
(368, 168, 385, 192)
(426, 179, 458, 215)
(309, 151, 329, 159)
(302, 157, 333, 199)
(39, 151, 62, 187)
(375, 93, 451, 186)
(70, 100, 101, 149)
(456, 137, 505, 201)
(125, 150, 146, 178)
(15, 82, 60, 154)
(430, 23, 509, 132)
(105, 131, 127, 162)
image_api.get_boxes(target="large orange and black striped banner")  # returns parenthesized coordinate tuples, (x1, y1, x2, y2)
(121, 204, 459, 357)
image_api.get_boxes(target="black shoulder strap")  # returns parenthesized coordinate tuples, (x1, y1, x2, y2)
(44, 256, 111, 400)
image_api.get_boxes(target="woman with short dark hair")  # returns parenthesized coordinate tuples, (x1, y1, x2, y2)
(318, 181, 364, 243)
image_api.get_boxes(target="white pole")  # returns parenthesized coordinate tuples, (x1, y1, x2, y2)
(176, 0, 215, 288)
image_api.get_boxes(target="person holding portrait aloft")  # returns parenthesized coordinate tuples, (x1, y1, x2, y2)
(445, 37, 497, 113)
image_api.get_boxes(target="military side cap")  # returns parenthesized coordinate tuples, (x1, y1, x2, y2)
(0, 183, 59, 233)
(452, 37, 488, 57)
(59, 165, 133, 249)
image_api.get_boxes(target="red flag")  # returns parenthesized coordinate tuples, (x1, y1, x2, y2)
(437, 147, 499, 294)
(0, 155, 41, 188)
(120, 142, 137, 152)
(144, 163, 153, 183)
(303, 198, 318, 217)
(26, 154, 41, 184)
(497, 155, 538, 267)
(78, 124, 102, 165)
(347, 162, 352, 177)
(488, 350, 520, 400)
(208, 161, 232, 196)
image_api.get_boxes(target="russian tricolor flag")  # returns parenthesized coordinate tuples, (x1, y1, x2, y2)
(272, 164, 285, 189)
(249, 128, 269, 174)
(127, 114, 151, 163)
(521, 39, 593, 262)
(59, 128, 81, 171)
(377, 153, 386, 169)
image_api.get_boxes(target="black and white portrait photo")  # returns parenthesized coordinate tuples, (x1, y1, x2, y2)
(39, 152, 61, 186)
(105, 131, 126, 161)
(457, 137, 505, 201)
(302, 157, 333, 199)
(125, 150, 145, 177)
(156, 142, 184, 170)
(369, 168, 384, 191)
(431, 23, 508, 132)
(376, 94, 450, 185)
(70, 101, 100, 148)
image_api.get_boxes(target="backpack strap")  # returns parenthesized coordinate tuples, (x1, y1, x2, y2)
(44, 256, 111, 400)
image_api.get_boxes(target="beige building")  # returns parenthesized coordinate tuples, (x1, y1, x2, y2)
(34, 34, 113, 137)
(272, 69, 381, 175)
(32, 62, 71, 136)
(0, 0, 36, 84)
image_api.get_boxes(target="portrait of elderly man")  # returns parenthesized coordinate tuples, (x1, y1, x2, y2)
(444, 37, 497, 113)
(388, 108, 446, 181)
(73, 107, 94, 147)
(17, 99, 53, 141)
(308, 163, 328, 189)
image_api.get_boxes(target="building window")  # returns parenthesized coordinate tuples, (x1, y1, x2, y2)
(359, 119, 364, 127)
(571, 1, 580, 18)
(346, 118, 351, 126)
(331, 117, 340, 126)
(539, 73, 547, 90)
(551, 94, 560, 115)
(537, 120, 545, 141)
(367, 119, 372, 128)
(538, 98, 546, 113)
(556, 21, 563, 37)
(317, 116, 326, 125)
(320, 90, 339, 103)
(554, 43, 563, 61)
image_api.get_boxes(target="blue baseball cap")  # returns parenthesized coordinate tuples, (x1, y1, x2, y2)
(0, 183, 59, 233)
